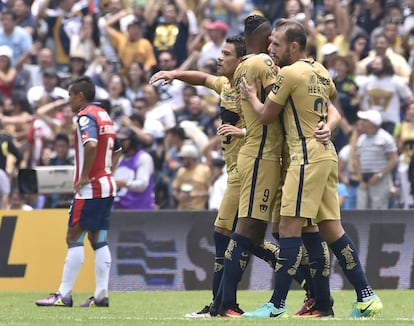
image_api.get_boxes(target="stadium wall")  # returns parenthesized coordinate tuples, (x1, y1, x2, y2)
(0, 209, 413, 291)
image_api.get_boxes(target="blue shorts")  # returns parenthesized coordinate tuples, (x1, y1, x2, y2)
(69, 197, 114, 231)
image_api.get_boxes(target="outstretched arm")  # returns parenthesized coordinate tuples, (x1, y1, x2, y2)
(150, 70, 217, 88)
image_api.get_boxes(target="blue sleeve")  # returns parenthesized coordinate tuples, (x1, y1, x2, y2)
(77, 113, 98, 144)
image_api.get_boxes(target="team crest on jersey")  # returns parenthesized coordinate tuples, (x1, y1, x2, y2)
(79, 116, 89, 127)
(272, 85, 280, 95)
(259, 204, 268, 213)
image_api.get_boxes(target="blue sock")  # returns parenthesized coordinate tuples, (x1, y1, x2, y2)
(220, 233, 253, 310)
(270, 237, 303, 309)
(329, 233, 374, 301)
(302, 232, 331, 309)
(252, 240, 280, 269)
(275, 232, 312, 295)
(213, 231, 230, 300)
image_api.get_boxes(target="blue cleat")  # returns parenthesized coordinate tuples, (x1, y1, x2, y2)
(242, 302, 288, 318)
(349, 295, 383, 318)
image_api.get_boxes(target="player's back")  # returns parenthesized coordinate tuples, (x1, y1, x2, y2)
(234, 53, 283, 161)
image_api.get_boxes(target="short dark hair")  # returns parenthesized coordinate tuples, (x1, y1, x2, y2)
(55, 133, 69, 145)
(69, 76, 96, 102)
(167, 126, 186, 140)
(225, 35, 246, 58)
(244, 15, 271, 38)
(275, 18, 307, 51)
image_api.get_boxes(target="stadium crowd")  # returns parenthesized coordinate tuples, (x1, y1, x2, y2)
(1, 0, 414, 210)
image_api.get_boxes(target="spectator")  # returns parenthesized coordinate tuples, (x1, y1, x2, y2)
(198, 0, 254, 36)
(60, 50, 88, 90)
(38, 0, 89, 73)
(69, 14, 98, 66)
(0, 119, 22, 191)
(36, 99, 75, 147)
(308, 7, 351, 63)
(21, 47, 56, 89)
(338, 181, 349, 208)
(197, 20, 228, 68)
(107, 74, 133, 129)
(175, 84, 198, 121)
(124, 61, 146, 103)
(0, 168, 10, 209)
(371, 16, 405, 57)
(208, 156, 227, 210)
(178, 94, 216, 137)
(154, 50, 185, 110)
(403, 0, 414, 34)
(0, 10, 33, 69)
(97, 0, 126, 65)
(338, 121, 364, 209)
(1, 90, 33, 168)
(104, 9, 157, 77)
(113, 127, 156, 210)
(0, 45, 17, 97)
(355, 0, 385, 36)
(141, 84, 176, 141)
(355, 110, 399, 209)
(43, 133, 74, 208)
(357, 54, 413, 134)
(145, 0, 191, 66)
(161, 126, 188, 207)
(356, 33, 411, 84)
(26, 67, 68, 108)
(13, 0, 38, 41)
(172, 143, 211, 210)
(396, 102, 414, 209)
(8, 190, 33, 210)
(349, 32, 370, 64)
(332, 54, 359, 151)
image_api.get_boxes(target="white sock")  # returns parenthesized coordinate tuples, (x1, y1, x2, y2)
(58, 246, 84, 297)
(94, 245, 111, 300)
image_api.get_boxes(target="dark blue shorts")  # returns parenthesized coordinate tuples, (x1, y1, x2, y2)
(69, 197, 114, 231)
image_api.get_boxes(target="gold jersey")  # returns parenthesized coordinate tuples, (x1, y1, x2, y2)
(268, 58, 338, 165)
(211, 76, 244, 179)
(234, 53, 283, 161)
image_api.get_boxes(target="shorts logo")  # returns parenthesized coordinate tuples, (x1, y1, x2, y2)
(259, 204, 268, 213)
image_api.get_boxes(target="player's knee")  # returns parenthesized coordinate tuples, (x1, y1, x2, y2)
(92, 241, 108, 250)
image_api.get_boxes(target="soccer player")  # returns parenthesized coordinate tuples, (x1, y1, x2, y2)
(36, 76, 122, 307)
(151, 35, 283, 317)
(207, 15, 286, 318)
(242, 19, 383, 318)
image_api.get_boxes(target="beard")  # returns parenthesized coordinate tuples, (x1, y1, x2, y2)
(278, 49, 291, 67)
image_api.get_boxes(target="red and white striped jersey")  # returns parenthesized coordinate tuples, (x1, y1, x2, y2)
(74, 104, 119, 199)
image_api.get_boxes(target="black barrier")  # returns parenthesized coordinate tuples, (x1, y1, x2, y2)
(108, 210, 414, 291)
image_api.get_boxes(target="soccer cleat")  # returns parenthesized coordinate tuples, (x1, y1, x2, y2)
(295, 304, 335, 318)
(80, 296, 109, 307)
(221, 308, 243, 318)
(185, 304, 212, 318)
(349, 295, 383, 318)
(35, 292, 73, 307)
(295, 296, 315, 315)
(242, 302, 288, 318)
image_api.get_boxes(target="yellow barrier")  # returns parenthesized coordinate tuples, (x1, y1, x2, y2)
(0, 210, 94, 291)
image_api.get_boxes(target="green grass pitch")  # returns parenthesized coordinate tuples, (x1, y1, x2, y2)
(0, 290, 413, 325)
